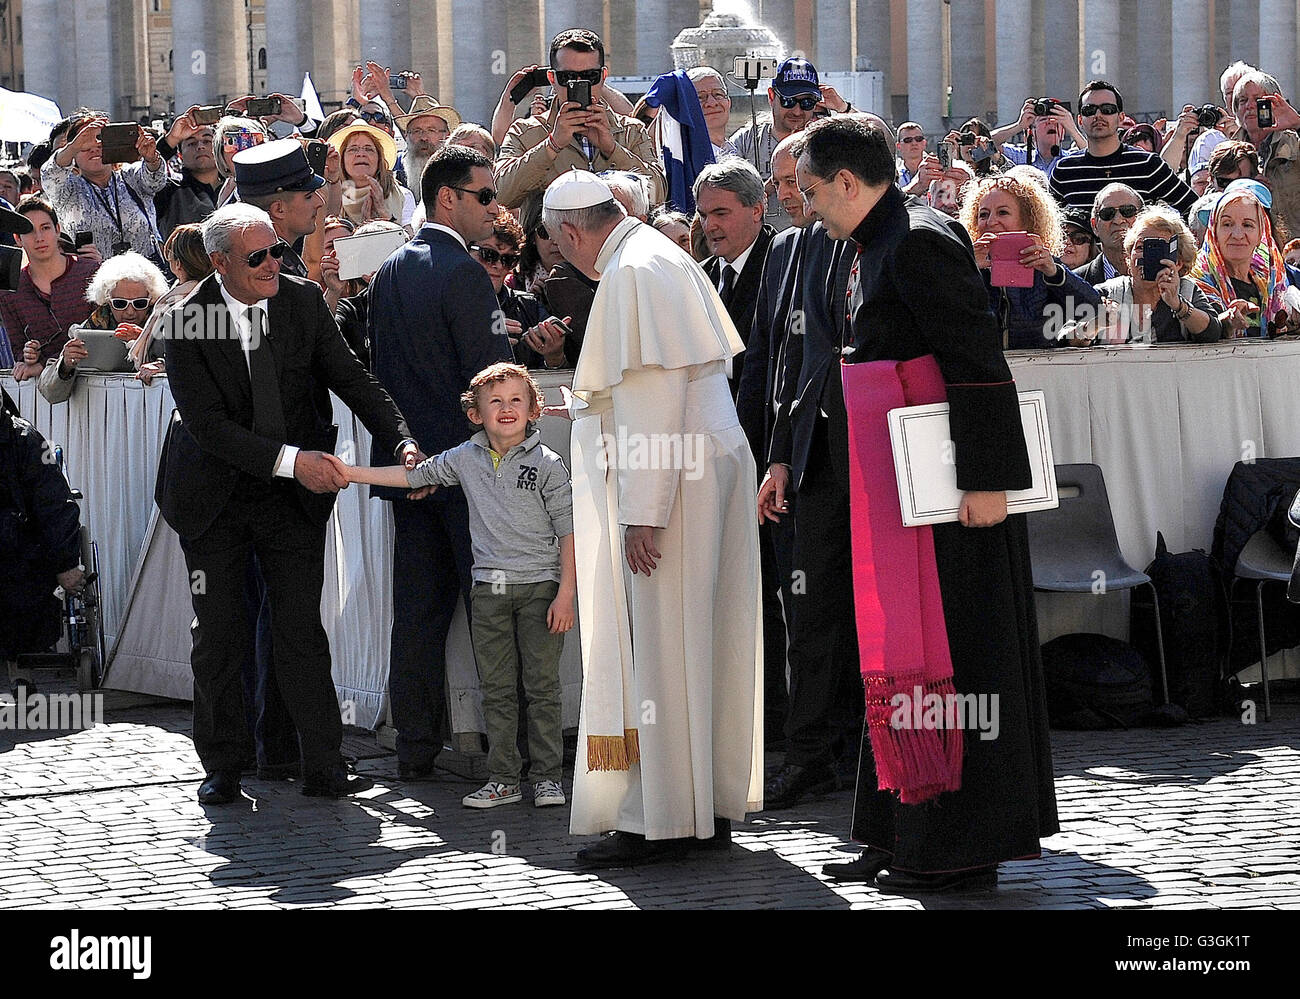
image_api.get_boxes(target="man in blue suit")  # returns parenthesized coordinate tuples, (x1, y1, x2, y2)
(368, 146, 514, 779)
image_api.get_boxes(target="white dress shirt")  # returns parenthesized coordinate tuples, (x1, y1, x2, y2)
(422, 221, 468, 251)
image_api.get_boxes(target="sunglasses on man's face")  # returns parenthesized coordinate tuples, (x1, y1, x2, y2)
(450, 185, 497, 207)
(223, 131, 264, 152)
(110, 297, 152, 311)
(359, 109, 392, 128)
(1095, 204, 1140, 222)
(777, 94, 820, 112)
(900, 135, 927, 144)
(245, 240, 288, 268)
(554, 68, 603, 86)
(472, 245, 520, 268)
(1080, 103, 1121, 117)
(535, 223, 551, 241)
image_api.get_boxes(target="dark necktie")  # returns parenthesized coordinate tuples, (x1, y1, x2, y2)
(718, 264, 736, 308)
(246, 305, 286, 442)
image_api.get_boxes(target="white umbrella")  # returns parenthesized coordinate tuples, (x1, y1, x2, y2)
(0, 87, 63, 144)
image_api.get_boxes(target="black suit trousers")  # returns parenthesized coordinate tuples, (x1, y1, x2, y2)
(180, 481, 339, 778)
(388, 487, 476, 766)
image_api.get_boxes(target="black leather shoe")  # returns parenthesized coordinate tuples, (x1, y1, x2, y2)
(575, 832, 684, 870)
(197, 772, 242, 805)
(875, 865, 999, 895)
(822, 848, 892, 882)
(397, 762, 438, 782)
(764, 763, 837, 810)
(301, 769, 375, 798)
(681, 817, 732, 852)
(256, 761, 299, 781)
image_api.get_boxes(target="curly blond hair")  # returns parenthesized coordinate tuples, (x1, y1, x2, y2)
(959, 174, 1065, 255)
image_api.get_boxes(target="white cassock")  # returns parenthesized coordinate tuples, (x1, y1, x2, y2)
(567, 216, 764, 841)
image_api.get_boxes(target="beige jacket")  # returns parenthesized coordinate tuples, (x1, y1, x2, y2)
(495, 102, 666, 214)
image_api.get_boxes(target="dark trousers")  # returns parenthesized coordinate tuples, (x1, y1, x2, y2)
(763, 515, 794, 737)
(784, 405, 865, 771)
(180, 483, 340, 779)
(238, 554, 299, 770)
(388, 488, 476, 767)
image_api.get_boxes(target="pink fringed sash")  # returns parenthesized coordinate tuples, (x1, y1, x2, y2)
(841, 355, 963, 804)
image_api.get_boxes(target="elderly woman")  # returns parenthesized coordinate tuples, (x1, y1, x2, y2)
(687, 67, 739, 160)
(1230, 69, 1300, 237)
(1191, 183, 1299, 337)
(598, 169, 650, 221)
(961, 174, 1101, 349)
(650, 207, 693, 253)
(212, 115, 268, 207)
(447, 123, 496, 161)
(328, 121, 415, 228)
(1060, 206, 1098, 271)
(1091, 205, 1222, 343)
(475, 208, 572, 369)
(128, 223, 215, 382)
(36, 251, 168, 403)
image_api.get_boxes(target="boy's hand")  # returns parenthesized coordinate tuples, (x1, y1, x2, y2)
(321, 451, 352, 482)
(407, 483, 439, 500)
(547, 588, 576, 634)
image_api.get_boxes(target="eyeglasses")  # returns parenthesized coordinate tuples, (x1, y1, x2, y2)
(1080, 103, 1120, 117)
(1064, 230, 1094, 246)
(344, 143, 378, 156)
(697, 90, 731, 105)
(110, 297, 152, 311)
(535, 223, 550, 240)
(245, 240, 288, 268)
(472, 245, 520, 268)
(450, 185, 497, 206)
(554, 68, 603, 86)
(777, 94, 821, 112)
(798, 175, 828, 205)
(222, 130, 264, 152)
(900, 135, 927, 144)
(1095, 204, 1140, 221)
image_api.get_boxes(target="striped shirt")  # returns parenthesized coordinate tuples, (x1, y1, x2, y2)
(1049, 144, 1197, 217)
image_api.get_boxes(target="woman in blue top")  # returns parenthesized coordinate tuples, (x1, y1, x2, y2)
(960, 174, 1101, 349)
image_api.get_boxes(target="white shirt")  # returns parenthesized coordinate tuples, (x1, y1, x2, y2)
(724, 236, 758, 282)
(422, 221, 467, 251)
(218, 277, 299, 479)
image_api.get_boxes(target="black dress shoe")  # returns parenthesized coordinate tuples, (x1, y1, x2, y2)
(680, 817, 732, 852)
(822, 848, 893, 882)
(256, 761, 300, 781)
(301, 769, 375, 798)
(764, 763, 837, 810)
(575, 831, 684, 869)
(875, 865, 999, 895)
(197, 772, 242, 805)
(397, 762, 437, 782)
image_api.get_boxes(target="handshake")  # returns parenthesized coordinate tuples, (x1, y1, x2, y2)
(292, 445, 439, 500)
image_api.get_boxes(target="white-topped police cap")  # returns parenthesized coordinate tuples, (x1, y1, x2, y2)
(543, 169, 616, 210)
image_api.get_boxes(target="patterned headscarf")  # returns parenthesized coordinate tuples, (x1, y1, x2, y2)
(1190, 188, 1290, 327)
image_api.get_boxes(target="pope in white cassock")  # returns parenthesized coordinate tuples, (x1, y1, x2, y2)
(540, 170, 763, 869)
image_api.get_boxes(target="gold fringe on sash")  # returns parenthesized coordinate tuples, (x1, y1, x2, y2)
(585, 729, 641, 771)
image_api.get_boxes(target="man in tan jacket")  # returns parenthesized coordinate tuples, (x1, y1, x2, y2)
(495, 29, 665, 218)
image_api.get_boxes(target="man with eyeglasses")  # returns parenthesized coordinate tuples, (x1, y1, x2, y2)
(393, 96, 462, 206)
(156, 202, 414, 804)
(496, 29, 664, 220)
(367, 145, 514, 782)
(730, 57, 851, 231)
(1050, 80, 1195, 217)
(1075, 183, 1143, 286)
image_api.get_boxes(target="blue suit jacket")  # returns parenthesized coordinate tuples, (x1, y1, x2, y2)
(367, 226, 513, 500)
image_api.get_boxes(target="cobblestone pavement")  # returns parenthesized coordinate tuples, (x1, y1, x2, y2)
(1, 683, 1298, 910)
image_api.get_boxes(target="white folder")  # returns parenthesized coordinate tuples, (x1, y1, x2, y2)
(888, 390, 1059, 526)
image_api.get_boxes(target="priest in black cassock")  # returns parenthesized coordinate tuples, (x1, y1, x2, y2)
(777, 116, 1058, 894)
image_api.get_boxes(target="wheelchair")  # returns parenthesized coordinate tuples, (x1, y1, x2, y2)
(12, 445, 106, 694)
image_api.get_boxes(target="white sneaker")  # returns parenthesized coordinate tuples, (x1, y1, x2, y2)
(533, 779, 566, 807)
(462, 781, 522, 808)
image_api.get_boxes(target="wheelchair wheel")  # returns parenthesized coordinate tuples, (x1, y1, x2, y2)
(76, 649, 97, 692)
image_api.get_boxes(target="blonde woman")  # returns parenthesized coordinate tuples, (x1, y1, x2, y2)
(328, 121, 415, 228)
(960, 174, 1101, 348)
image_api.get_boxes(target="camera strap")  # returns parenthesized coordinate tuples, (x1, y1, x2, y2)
(89, 175, 127, 244)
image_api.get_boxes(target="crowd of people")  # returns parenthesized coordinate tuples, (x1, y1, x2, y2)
(4, 24, 1297, 891)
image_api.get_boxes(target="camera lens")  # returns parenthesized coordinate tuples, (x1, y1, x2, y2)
(959, 132, 976, 144)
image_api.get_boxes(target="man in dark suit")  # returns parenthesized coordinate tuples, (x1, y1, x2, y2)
(156, 201, 415, 804)
(696, 159, 775, 398)
(367, 146, 513, 779)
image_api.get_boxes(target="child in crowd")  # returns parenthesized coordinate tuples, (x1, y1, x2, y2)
(330, 362, 575, 808)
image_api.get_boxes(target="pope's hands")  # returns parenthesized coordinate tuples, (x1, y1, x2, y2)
(625, 525, 661, 576)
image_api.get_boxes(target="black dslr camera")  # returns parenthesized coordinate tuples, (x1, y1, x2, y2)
(1196, 104, 1223, 128)
(1032, 98, 1064, 116)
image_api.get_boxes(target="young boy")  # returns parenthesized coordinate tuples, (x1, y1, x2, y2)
(332, 362, 575, 808)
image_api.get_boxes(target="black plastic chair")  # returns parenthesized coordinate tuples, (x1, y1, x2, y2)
(1026, 463, 1169, 704)
(1228, 530, 1292, 722)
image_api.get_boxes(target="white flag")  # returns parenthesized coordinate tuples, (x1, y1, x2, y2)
(300, 73, 324, 124)
(0, 87, 63, 144)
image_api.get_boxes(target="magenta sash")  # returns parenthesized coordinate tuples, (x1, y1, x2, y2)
(841, 355, 962, 804)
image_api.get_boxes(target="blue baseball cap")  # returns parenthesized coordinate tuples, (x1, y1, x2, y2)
(772, 57, 821, 98)
(1220, 177, 1273, 211)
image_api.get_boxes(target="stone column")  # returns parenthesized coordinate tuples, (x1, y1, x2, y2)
(1171, 0, 1211, 108)
(1081, 0, 1120, 85)
(759, 0, 798, 55)
(1229, 0, 1260, 75)
(1136, 0, 1171, 118)
(264, 0, 311, 100)
(995, 0, 1033, 126)
(815, 0, 852, 73)
(169, 0, 209, 112)
(1042, 0, 1079, 111)
(360, 0, 397, 68)
(22, 0, 62, 107)
(545, 0, 605, 40)
(856, 0, 891, 90)
(607, 0, 639, 74)
(906, 0, 945, 137)
(948, 0, 985, 123)
(1259, 0, 1297, 100)
(408, 0, 440, 102)
(507, 0, 543, 77)
(451, 0, 508, 125)
(635, 0, 698, 77)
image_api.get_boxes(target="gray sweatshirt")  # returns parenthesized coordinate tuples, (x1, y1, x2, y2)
(407, 429, 573, 584)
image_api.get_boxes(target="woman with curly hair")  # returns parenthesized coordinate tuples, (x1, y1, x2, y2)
(961, 174, 1101, 349)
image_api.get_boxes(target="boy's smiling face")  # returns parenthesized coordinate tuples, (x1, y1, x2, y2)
(468, 375, 540, 450)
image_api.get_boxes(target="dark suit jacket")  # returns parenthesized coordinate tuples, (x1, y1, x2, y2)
(705, 224, 775, 395)
(367, 225, 513, 500)
(1073, 251, 1110, 287)
(769, 222, 855, 490)
(735, 224, 805, 471)
(155, 273, 411, 540)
